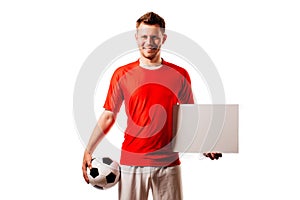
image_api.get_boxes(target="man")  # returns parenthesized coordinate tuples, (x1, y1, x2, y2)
(82, 12, 221, 200)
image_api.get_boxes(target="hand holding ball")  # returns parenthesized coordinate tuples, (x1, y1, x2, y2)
(87, 157, 120, 190)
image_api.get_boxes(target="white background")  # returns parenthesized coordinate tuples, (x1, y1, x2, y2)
(1, 0, 300, 199)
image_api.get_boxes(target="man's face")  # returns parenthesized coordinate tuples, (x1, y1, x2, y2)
(135, 23, 167, 60)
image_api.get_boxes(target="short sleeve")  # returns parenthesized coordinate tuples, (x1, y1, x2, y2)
(178, 69, 194, 104)
(103, 69, 124, 114)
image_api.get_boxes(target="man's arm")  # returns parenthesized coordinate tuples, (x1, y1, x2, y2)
(82, 110, 115, 183)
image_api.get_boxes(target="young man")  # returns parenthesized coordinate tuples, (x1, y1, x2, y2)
(82, 12, 221, 200)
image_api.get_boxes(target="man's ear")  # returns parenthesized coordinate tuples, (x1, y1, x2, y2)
(162, 33, 167, 44)
(135, 32, 138, 41)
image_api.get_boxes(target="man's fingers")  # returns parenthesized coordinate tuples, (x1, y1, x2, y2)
(204, 152, 222, 160)
(83, 172, 89, 184)
(82, 159, 90, 184)
(87, 159, 92, 169)
(206, 153, 213, 160)
(203, 153, 212, 160)
(214, 153, 220, 160)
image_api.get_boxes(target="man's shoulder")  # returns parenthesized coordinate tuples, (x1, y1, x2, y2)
(113, 59, 139, 75)
(121, 59, 140, 69)
(162, 59, 190, 77)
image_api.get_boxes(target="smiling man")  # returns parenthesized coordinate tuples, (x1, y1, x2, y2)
(82, 12, 220, 200)
(135, 15, 167, 62)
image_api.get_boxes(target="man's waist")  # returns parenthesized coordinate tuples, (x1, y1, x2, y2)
(120, 150, 180, 167)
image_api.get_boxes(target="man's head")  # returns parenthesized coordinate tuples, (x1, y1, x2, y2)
(135, 12, 167, 61)
(136, 12, 166, 33)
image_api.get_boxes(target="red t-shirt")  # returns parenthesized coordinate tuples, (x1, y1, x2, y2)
(103, 59, 194, 166)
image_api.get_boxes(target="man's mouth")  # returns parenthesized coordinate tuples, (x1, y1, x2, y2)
(143, 47, 158, 50)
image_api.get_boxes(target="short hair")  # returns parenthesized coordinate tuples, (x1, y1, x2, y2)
(136, 12, 166, 33)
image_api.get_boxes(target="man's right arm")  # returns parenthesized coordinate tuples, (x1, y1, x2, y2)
(82, 110, 116, 183)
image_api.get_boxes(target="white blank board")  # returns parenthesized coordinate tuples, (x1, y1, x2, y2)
(172, 104, 239, 153)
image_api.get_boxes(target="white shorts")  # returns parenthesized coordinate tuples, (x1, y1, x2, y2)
(118, 165, 183, 200)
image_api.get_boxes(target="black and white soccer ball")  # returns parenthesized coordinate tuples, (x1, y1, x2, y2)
(87, 157, 120, 190)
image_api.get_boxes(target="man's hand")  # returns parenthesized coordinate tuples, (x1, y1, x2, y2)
(203, 152, 222, 160)
(82, 150, 92, 183)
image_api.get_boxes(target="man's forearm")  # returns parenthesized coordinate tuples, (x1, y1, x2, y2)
(86, 110, 115, 154)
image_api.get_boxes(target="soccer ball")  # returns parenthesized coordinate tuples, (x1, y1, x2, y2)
(87, 157, 120, 190)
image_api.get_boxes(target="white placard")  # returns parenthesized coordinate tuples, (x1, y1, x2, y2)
(172, 104, 239, 153)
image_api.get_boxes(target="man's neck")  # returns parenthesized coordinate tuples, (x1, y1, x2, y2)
(139, 56, 162, 66)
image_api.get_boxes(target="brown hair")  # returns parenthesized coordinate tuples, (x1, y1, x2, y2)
(136, 12, 166, 33)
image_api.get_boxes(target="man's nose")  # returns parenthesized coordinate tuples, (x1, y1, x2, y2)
(145, 37, 154, 45)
